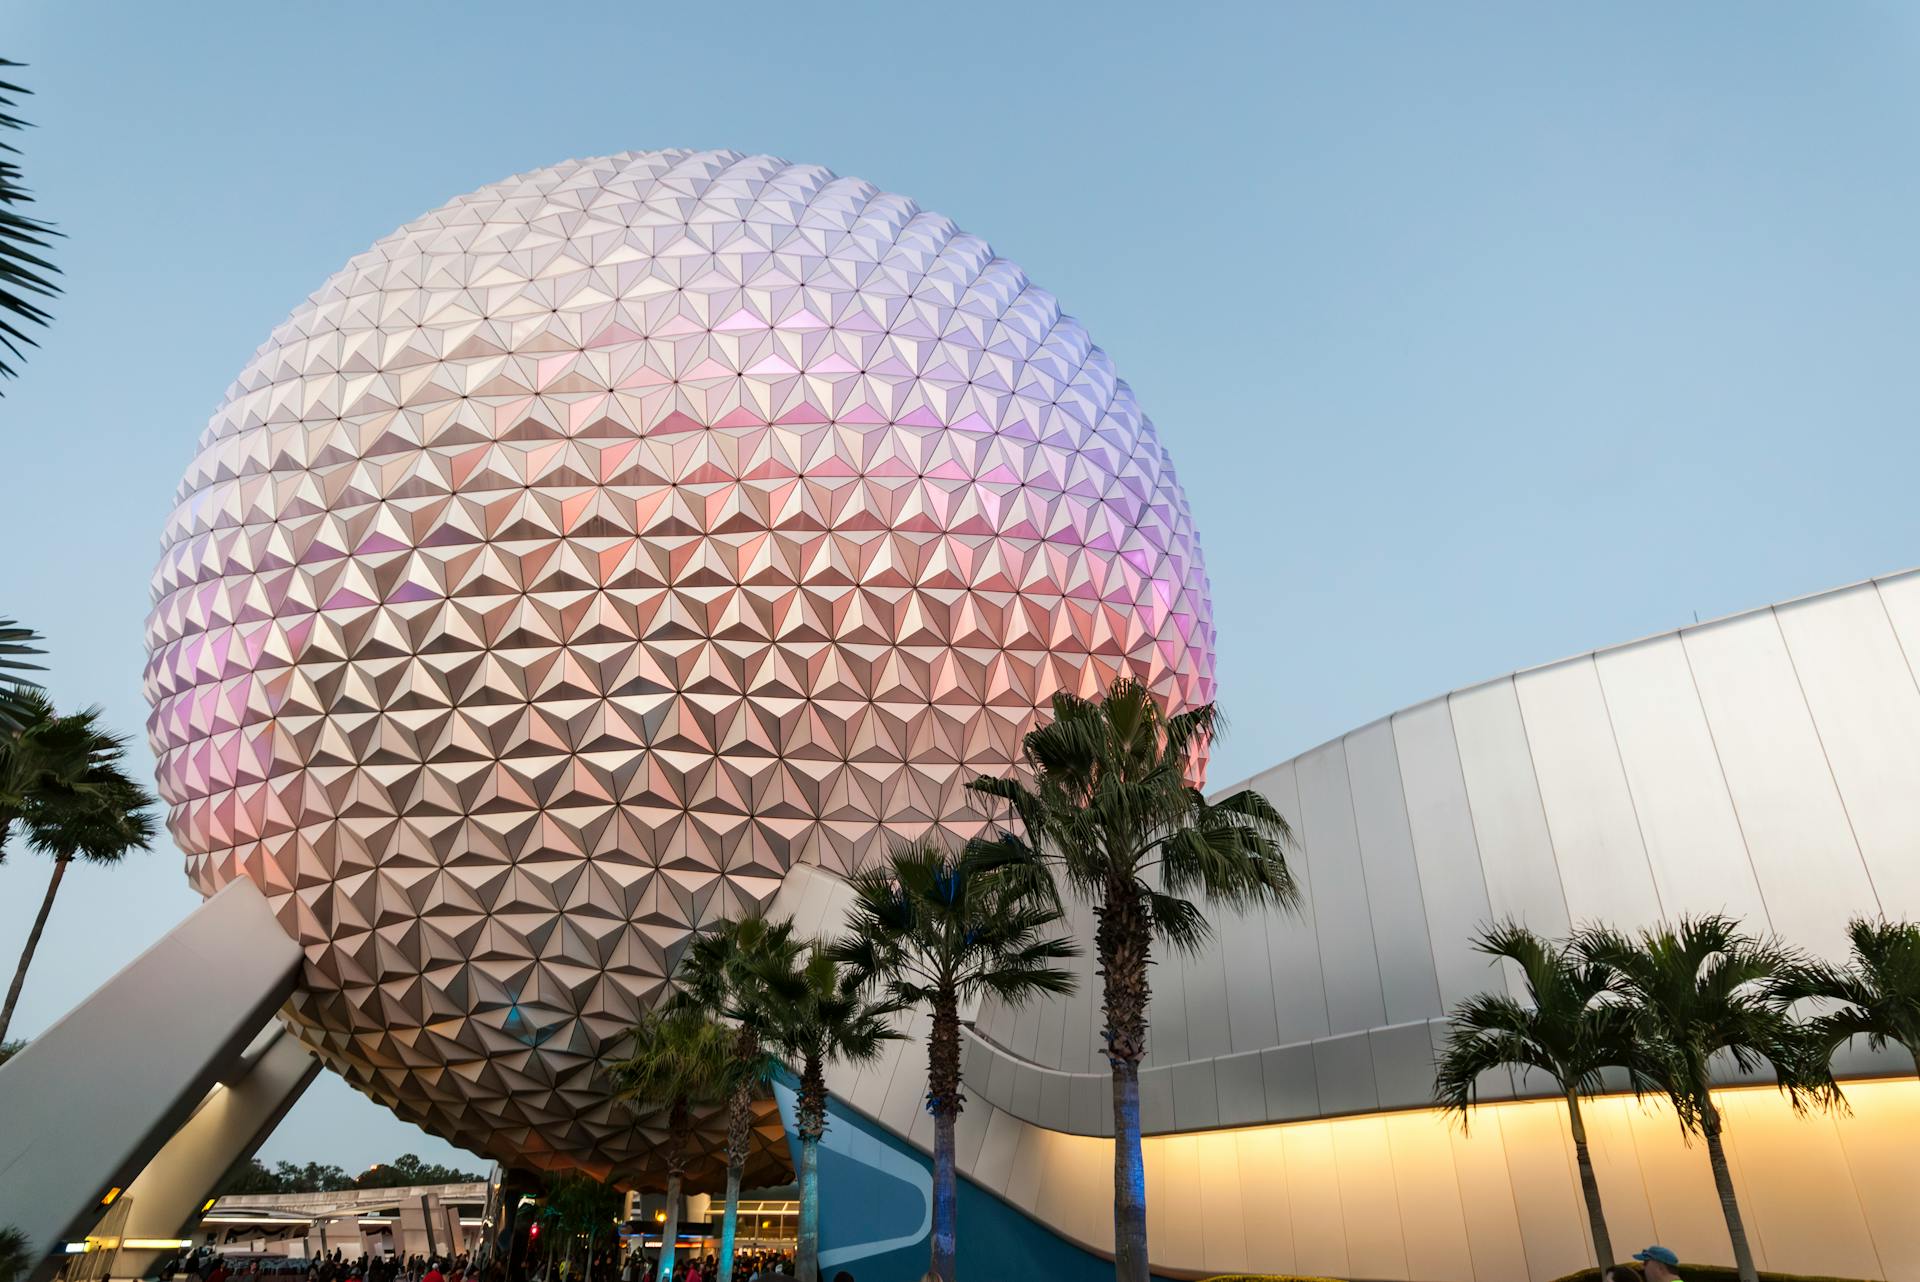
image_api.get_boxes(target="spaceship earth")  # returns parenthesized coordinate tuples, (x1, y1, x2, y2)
(142, 149, 1215, 1178)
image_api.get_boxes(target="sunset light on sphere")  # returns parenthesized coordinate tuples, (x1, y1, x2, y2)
(140, 150, 1215, 1175)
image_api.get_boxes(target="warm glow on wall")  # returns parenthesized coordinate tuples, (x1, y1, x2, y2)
(998, 1078, 1920, 1282)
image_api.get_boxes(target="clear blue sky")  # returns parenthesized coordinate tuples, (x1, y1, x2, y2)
(4, 1, 1918, 1173)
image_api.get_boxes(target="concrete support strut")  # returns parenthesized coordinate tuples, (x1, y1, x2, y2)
(0, 880, 303, 1282)
(111, 1026, 321, 1280)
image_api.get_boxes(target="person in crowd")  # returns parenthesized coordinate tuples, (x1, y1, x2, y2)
(1633, 1246, 1682, 1282)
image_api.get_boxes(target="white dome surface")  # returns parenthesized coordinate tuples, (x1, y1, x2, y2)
(143, 150, 1215, 1177)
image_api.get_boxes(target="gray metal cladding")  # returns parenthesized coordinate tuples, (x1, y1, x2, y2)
(955, 566, 1920, 1137)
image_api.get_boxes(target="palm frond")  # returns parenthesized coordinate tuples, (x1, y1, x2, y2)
(0, 618, 45, 735)
(0, 62, 60, 386)
(0, 693, 157, 865)
(1573, 913, 1823, 1131)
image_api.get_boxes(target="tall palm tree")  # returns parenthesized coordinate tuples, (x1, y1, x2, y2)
(830, 837, 1078, 1282)
(0, 692, 157, 1044)
(669, 912, 803, 1282)
(1772, 916, 1920, 1079)
(1576, 914, 1830, 1282)
(0, 60, 63, 388)
(1434, 921, 1654, 1281)
(967, 677, 1296, 1282)
(749, 942, 903, 1282)
(610, 1007, 735, 1281)
(0, 619, 43, 735)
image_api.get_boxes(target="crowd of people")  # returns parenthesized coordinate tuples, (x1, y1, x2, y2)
(160, 1245, 830, 1282)
(160, 1248, 485, 1282)
(615, 1247, 801, 1282)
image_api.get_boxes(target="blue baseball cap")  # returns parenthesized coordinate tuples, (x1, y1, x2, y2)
(1633, 1246, 1681, 1267)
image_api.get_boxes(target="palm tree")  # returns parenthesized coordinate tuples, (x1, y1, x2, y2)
(0, 1225, 29, 1282)
(1576, 914, 1830, 1282)
(1434, 921, 1654, 1281)
(749, 942, 903, 1282)
(830, 837, 1078, 1282)
(669, 912, 803, 1282)
(0, 60, 63, 388)
(1773, 916, 1920, 1079)
(0, 692, 157, 1044)
(0, 619, 43, 735)
(967, 676, 1296, 1282)
(610, 1007, 735, 1282)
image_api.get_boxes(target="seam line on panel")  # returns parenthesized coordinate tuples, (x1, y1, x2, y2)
(1296, 751, 1345, 1042)
(1824, 1098, 1889, 1282)
(1768, 604, 1885, 919)
(1505, 676, 1576, 932)
(1405, 702, 1489, 1013)
(1676, 625, 1778, 937)
(1441, 695, 1506, 1000)
(1272, 762, 1331, 1042)
(1436, 1113, 1489, 1282)
(1337, 734, 1394, 1030)
(1590, 652, 1669, 924)
(1871, 576, 1920, 701)
(1606, 1093, 1662, 1265)
(1386, 712, 1449, 1018)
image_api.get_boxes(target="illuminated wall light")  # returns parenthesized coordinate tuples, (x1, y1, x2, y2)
(99, 1187, 121, 1206)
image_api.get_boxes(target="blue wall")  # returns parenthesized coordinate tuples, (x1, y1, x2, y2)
(772, 1078, 1186, 1282)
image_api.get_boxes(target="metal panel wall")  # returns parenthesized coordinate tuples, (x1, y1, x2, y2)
(1295, 740, 1388, 1035)
(1391, 698, 1500, 1009)
(1592, 634, 1770, 926)
(1343, 717, 1444, 1025)
(1253, 761, 1333, 1044)
(1513, 656, 1663, 926)
(1681, 609, 1880, 956)
(1449, 678, 1571, 937)
(1775, 585, 1920, 909)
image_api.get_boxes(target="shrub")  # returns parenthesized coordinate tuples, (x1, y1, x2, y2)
(1551, 1266, 1876, 1282)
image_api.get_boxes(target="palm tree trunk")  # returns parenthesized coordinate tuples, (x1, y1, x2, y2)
(0, 853, 68, 1045)
(1098, 880, 1153, 1282)
(719, 1029, 756, 1282)
(1701, 1098, 1758, 1282)
(927, 993, 963, 1282)
(658, 1169, 682, 1281)
(1111, 1057, 1149, 1282)
(1564, 1090, 1615, 1278)
(717, 1159, 742, 1282)
(660, 1101, 689, 1280)
(796, 1057, 827, 1282)
(798, 1135, 820, 1282)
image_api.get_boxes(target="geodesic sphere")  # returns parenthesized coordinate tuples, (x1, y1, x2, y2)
(141, 150, 1215, 1176)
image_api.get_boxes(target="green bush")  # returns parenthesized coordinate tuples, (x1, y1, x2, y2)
(1551, 1265, 1878, 1282)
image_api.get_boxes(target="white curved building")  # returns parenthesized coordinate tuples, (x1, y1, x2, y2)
(779, 567, 1920, 1281)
